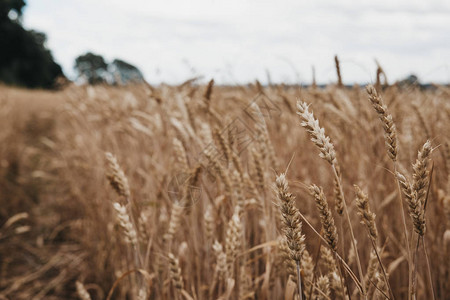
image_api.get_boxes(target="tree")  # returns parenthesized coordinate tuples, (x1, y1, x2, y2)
(0, 0, 26, 20)
(0, 0, 63, 89)
(74, 52, 108, 84)
(397, 74, 420, 88)
(110, 59, 144, 85)
(73, 54, 145, 85)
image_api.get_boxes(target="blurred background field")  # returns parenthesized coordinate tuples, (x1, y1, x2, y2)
(1, 81, 450, 299)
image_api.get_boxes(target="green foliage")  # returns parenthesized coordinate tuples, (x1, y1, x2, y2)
(74, 52, 108, 84)
(0, 0, 63, 89)
(0, 0, 26, 19)
(110, 59, 144, 84)
(74, 53, 144, 85)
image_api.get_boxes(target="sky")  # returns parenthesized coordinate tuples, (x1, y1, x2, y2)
(23, 0, 450, 85)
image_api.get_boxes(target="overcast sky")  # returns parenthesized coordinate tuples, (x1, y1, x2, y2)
(23, 0, 450, 85)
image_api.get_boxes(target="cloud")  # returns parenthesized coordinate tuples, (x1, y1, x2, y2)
(23, 0, 450, 84)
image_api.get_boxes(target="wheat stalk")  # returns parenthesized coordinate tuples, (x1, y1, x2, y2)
(412, 140, 432, 208)
(113, 202, 138, 246)
(213, 127, 231, 166)
(278, 236, 297, 279)
(172, 138, 189, 173)
(309, 184, 338, 251)
(275, 173, 306, 299)
(105, 152, 130, 199)
(333, 165, 344, 215)
(225, 210, 243, 276)
(296, 101, 336, 165)
(354, 185, 378, 242)
(302, 249, 315, 297)
(366, 85, 414, 298)
(366, 85, 398, 162)
(213, 240, 228, 281)
(251, 148, 265, 192)
(297, 100, 365, 297)
(204, 205, 215, 241)
(276, 174, 306, 261)
(354, 185, 393, 298)
(168, 252, 184, 295)
(204, 79, 214, 103)
(335, 55, 343, 88)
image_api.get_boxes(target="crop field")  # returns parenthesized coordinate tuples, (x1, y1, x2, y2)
(0, 81, 449, 300)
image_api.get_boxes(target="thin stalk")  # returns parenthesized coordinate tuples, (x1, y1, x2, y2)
(305, 281, 332, 300)
(368, 237, 394, 299)
(309, 238, 323, 299)
(234, 259, 240, 300)
(422, 238, 436, 300)
(421, 164, 435, 299)
(331, 164, 366, 298)
(339, 218, 345, 260)
(334, 251, 352, 300)
(393, 163, 413, 300)
(296, 261, 303, 300)
(338, 218, 352, 300)
(367, 277, 391, 300)
(411, 235, 420, 300)
(296, 209, 363, 292)
(411, 161, 433, 300)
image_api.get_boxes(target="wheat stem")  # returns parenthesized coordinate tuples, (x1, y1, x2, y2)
(332, 164, 366, 299)
(422, 237, 436, 300)
(296, 261, 303, 300)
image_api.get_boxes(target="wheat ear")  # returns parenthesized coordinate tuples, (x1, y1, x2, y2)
(213, 240, 228, 281)
(278, 236, 298, 280)
(354, 185, 378, 242)
(172, 138, 189, 174)
(309, 184, 338, 251)
(335, 55, 343, 87)
(296, 101, 336, 165)
(315, 275, 331, 299)
(302, 249, 315, 298)
(168, 252, 184, 297)
(412, 140, 432, 209)
(333, 164, 344, 215)
(225, 210, 242, 276)
(213, 127, 231, 165)
(204, 79, 214, 103)
(113, 202, 138, 246)
(275, 173, 306, 299)
(105, 152, 130, 199)
(366, 85, 398, 162)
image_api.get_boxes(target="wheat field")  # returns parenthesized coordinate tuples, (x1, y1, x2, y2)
(0, 79, 449, 300)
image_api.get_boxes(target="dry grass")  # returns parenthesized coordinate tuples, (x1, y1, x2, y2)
(0, 80, 449, 299)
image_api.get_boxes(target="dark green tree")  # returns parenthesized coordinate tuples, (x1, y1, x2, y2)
(74, 55, 145, 85)
(0, 0, 63, 89)
(110, 59, 144, 84)
(0, 0, 25, 19)
(74, 52, 108, 84)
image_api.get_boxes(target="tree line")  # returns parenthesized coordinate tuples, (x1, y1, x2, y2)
(0, 0, 144, 89)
